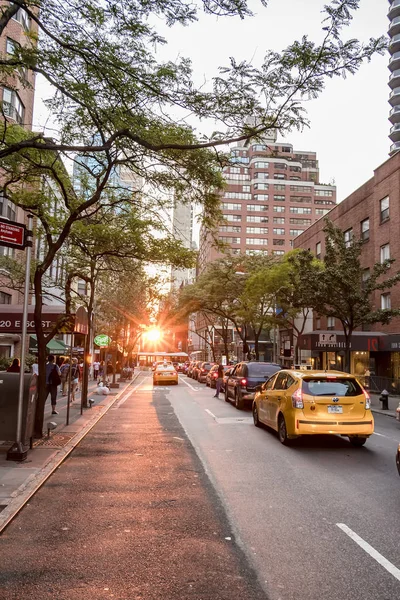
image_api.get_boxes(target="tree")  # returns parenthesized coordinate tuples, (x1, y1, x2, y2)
(301, 220, 400, 372)
(272, 250, 324, 363)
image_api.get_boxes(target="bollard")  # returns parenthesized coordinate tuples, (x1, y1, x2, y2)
(379, 389, 389, 410)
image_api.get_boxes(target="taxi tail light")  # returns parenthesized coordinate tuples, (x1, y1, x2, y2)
(241, 378, 247, 387)
(213, 372, 218, 378)
(201, 368, 206, 373)
(292, 388, 304, 409)
(363, 388, 371, 409)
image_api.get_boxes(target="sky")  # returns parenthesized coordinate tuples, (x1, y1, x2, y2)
(33, 0, 389, 209)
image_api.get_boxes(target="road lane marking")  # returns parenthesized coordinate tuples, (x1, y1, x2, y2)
(373, 431, 400, 443)
(112, 375, 149, 408)
(205, 409, 217, 420)
(337, 523, 400, 582)
(179, 377, 199, 391)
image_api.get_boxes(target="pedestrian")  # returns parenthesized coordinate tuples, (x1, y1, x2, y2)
(45, 354, 61, 414)
(31, 357, 39, 376)
(93, 359, 100, 381)
(7, 358, 20, 373)
(213, 364, 224, 399)
(78, 359, 84, 391)
(70, 358, 79, 403)
(60, 358, 70, 396)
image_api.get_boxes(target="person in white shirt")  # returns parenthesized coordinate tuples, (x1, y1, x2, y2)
(31, 358, 39, 376)
(93, 360, 100, 381)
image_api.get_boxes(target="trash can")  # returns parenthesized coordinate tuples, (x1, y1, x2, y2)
(0, 373, 38, 448)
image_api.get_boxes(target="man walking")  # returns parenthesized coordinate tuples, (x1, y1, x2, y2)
(93, 359, 100, 381)
(213, 364, 225, 399)
(46, 355, 61, 414)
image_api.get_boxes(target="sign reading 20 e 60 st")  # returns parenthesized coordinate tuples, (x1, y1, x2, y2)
(0, 217, 26, 250)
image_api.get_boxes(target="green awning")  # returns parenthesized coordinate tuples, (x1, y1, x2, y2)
(29, 335, 68, 355)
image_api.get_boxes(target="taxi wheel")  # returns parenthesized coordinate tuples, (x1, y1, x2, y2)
(253, 403, 261, 428)
(349, 437, 367, 447)
(278, 415, 290, 445)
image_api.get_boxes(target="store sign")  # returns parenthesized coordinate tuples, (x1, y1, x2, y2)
(94, 334, 111, 347)
(0, 312, 66, 333)
(0, 217, 26, 249)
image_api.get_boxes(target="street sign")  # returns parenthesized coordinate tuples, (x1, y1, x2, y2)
(319, 333, 337, 343)
(0, 217, 26, 250)
(94, 334, 111, 347)
(0, 311, 73, 333)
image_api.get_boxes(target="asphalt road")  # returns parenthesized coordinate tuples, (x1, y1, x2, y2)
(169, 373, 400, 600)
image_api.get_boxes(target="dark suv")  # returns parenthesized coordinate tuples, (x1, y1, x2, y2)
(225, 361, 281, 409)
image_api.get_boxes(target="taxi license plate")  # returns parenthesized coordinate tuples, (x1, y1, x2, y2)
(328, 406, 343, 414)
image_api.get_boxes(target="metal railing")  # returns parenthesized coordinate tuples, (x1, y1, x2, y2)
(357, 375, 400, 396)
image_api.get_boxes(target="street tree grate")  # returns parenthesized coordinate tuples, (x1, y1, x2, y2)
(33, 433, 75, 448)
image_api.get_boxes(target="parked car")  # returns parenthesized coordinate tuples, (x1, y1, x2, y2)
(206, 364, 231, 388)
(197, 362, 214, 383)
(252, 369, 374, 446)
(225, 361, 281, 409)
(187, 362, 196, 378)
(182, 362, 190, 374)
(397, 444, 400, 476)
(153, 364, 178, 386)
(191, 361, 203, 381)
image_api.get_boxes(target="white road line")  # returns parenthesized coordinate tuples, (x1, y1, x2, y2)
(205, 409, 217, 420)
(337, 523, 400, 583)
(112, 376, 149, 408)
(373, 431, 400, 443)
(179, 376, 199, 391)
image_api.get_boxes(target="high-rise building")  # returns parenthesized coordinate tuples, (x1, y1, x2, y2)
(171, 199, 195, 289)
(388, 0, 400, 154)
(198, 131, 336, 269)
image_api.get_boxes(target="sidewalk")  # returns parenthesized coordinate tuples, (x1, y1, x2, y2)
(0, 374, 138, 533)
(369, 391, 400, 418)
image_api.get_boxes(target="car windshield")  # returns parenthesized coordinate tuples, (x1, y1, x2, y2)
(156, 365, 175, 372)
(302, 377, 363, 397)
(247, 363, 280, 377)
(202, 364, 212, 371)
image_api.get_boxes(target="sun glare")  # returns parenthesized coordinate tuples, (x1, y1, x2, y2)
(146, 328, 162, 343)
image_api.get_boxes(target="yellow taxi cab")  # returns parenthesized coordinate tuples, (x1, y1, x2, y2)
(252, 369, 373, 446)
(153, 364, 178, 386)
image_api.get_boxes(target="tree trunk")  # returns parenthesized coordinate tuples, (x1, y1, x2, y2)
(81, 267, 96, 408)
(343, 325, 352, 373)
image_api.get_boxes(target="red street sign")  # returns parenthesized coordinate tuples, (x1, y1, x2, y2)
(0, 217, 26, 250)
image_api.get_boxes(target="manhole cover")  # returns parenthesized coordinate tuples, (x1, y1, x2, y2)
(33, 433, 75, 448)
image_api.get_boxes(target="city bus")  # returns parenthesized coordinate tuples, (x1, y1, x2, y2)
(137, 351, 189, 368)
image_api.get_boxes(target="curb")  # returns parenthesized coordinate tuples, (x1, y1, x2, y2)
(371, 407, 397, 419)
(0, 373, 140, 535)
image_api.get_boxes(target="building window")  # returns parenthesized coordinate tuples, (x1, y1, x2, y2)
(315, 189, 334, 197)
(360, 218, 370, 242)
(222, 203, 241, 211)
(273, 239, 285, 246)
(290, 196, 312, 203)
(220, 225, 241, 233)
(254, 172, 269, 180)
(316, 242, 321, 259)
(2, 88, 25, 124)
(246, 238, 268, 245)
(219, 236, 241, 244)
(289, 229, 304, 237)
(273, 217, 285, 224)
(226, 214, 241, 222)
(242, 185, 250, 192)
(12, 8, 30, 31)
(6, 38, 20, 55)
(274, 173, 286, 180)
(273, 206, 285, 213)
(327, 316, 335, 330)
(273, 250, 285, 256)
(247, 204, 268, 212)
(315, 208, 330, 217)
(290, 185, 312, 192)
(381, 293, 391, 310)
(0, 291, 12, 304)
(380, 196, 389, 223)
(253, 183, 268, 190)
(274, 184, 286, 191)
(246, 227, 268, 234)
(380, 243, 390, 263)
(361, 269, 370, 290)
(254, 194, 269, 200)
(252, 144, 267, 151)
(290, 207, 311, 215)
(344, 228, 353, 248)
(290, 218, 311, 226)
(282, 147, 291, 153)
(77, 280, 88, 296)
(289, 166, 301, 173)
(316, 318, 321, 330)
(274, 195, 285, 201)
(246, 215, 268, 223)
(225, 192, 251, 200)
(254, 161, 269, 169)
(273, 228, 285, 235)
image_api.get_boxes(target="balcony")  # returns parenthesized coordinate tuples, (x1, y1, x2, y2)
(389, 51, 400, 71)
(390, 105, 400, 123)
(389, 86, 400, 106)
(389, 33, 400, 54)
(389, 16, 400, 37)
(390, 122, 400, 142)
(390, 140, 400, 155)
(389, 0, 400, 21)
(390, 69, 400, 88)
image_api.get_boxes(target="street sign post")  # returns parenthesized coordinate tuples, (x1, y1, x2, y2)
(0, 217, 27, 249)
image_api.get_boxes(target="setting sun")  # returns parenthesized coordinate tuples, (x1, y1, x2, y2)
(145, 328, 162, 343)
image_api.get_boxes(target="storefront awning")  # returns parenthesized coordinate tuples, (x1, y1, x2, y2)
(29, 335, 68, 355)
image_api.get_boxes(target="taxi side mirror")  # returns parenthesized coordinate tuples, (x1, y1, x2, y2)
(255, 385, 262, 393)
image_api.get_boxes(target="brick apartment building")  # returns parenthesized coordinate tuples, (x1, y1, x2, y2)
(198, 131, 336, 268)
(0, 4, 38, 358)
(294, 152, 400, 381)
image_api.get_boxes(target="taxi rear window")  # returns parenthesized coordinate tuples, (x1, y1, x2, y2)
(302, 378, 362, 397)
